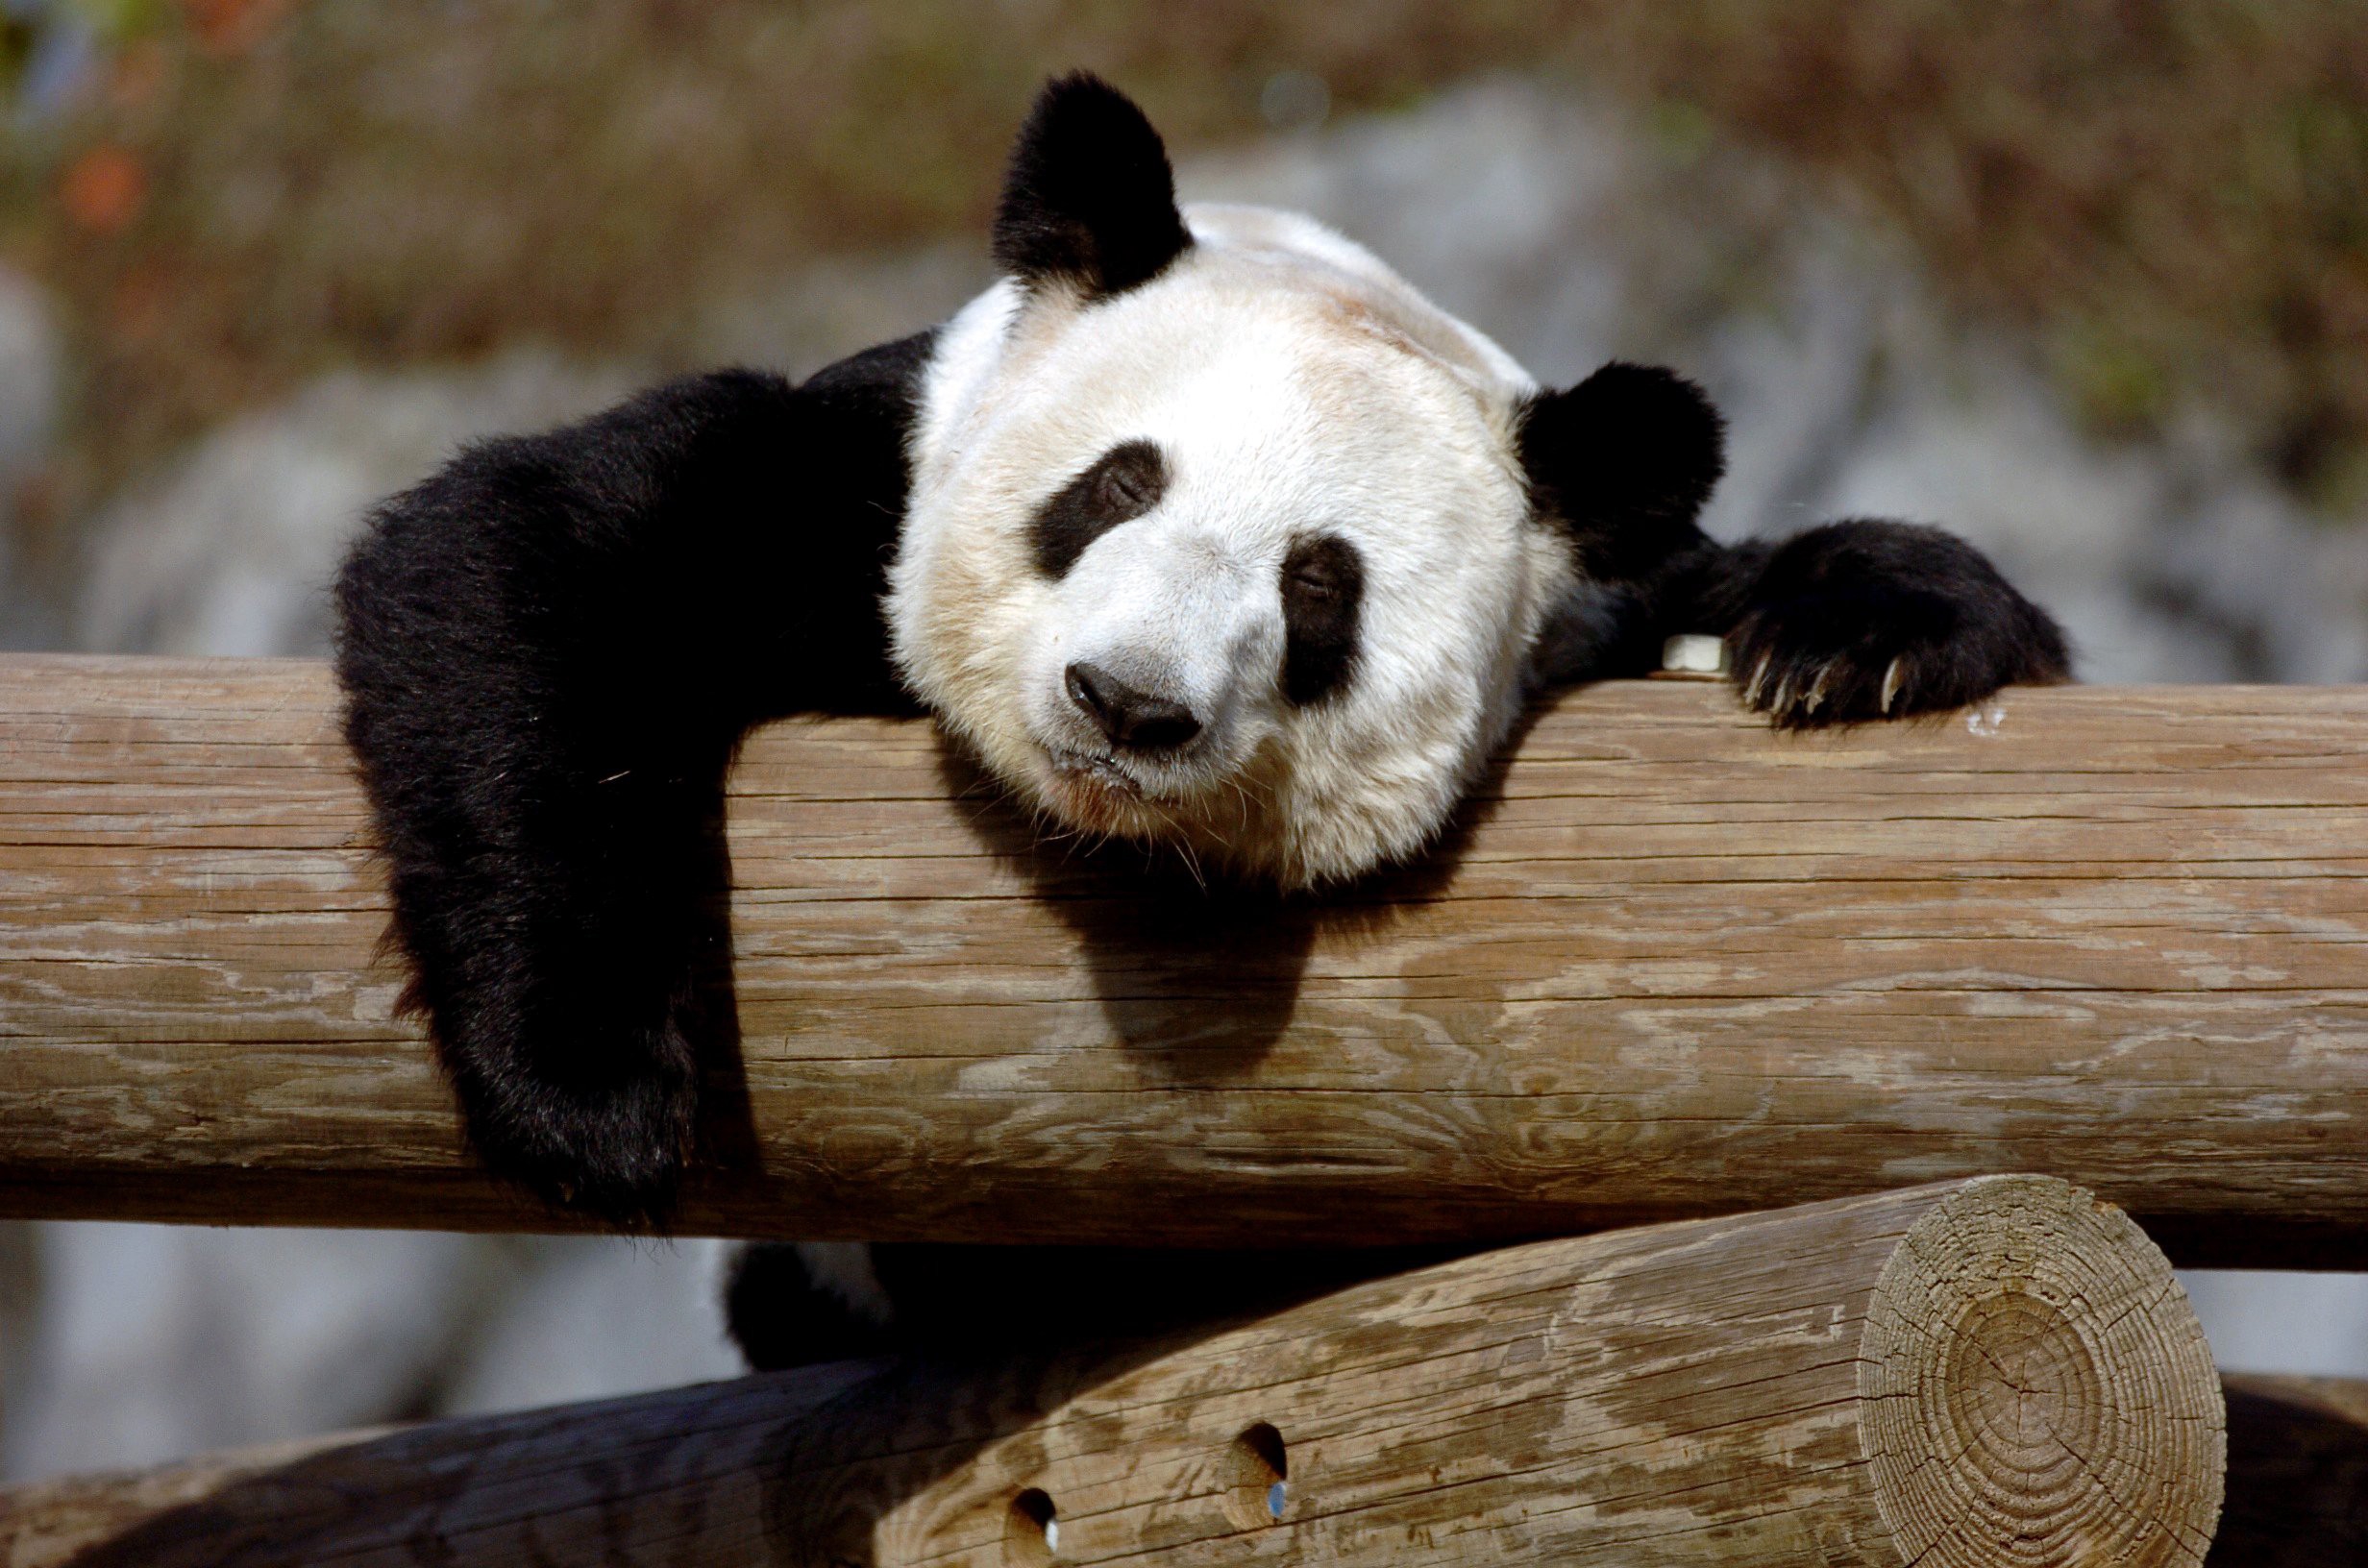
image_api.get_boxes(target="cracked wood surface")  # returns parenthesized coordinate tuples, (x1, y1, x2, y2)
(0, 655, 2362, 1261)
(0, 1178, 2227, 1568)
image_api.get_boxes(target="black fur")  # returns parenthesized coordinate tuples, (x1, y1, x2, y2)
(993, 72, 1194, 299)
(1517, 361, 2069, 715)
(1520, 361, 1727, 583)
(722, 1245, 898, 1370)
(1706, 519, 2071, 725)
(1030, 438, 1168, 577)
(1280, 532, 1365, 704)
(333, 340, 928, 1226)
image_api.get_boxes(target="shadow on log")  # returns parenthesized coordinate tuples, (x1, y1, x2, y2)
(0, 1177, 2229, 1568)
(2209, 1375, 2368, 1566)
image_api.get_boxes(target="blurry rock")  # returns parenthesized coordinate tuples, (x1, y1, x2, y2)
(0, 268, 62, 639)
(2181, 1270, 2368, 1376)
(73, 354, 631, 658)
(1, 1225, 494, 1478)
(438, 1237, 740, 1417)
(688, 245, 989, 379)
(0, 269, 58, 482)
(0, 1226, 743, 1483)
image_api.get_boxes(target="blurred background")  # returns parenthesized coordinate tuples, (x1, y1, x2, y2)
(2, 0, 2365, 1482)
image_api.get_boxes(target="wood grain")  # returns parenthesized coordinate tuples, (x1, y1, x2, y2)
(0, 1177, 2227, 1568)
(0, 655, 2362, 1261)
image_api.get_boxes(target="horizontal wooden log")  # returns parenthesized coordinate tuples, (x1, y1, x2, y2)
(0, 655, 2363, 1262)
(0, 1177, 2228, 1568)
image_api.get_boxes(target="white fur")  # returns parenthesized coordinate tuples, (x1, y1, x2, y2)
(888, 206, 1575, 887)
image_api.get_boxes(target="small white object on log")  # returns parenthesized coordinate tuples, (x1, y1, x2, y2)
(1659, 632, 1730, 677)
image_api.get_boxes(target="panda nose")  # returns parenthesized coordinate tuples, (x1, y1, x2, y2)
(1064, 661, 1203, 751)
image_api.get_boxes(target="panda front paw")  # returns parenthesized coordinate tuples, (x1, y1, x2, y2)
(1728, 520, 2068, 729)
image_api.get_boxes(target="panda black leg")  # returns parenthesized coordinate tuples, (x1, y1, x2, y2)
(336, 355, 923, 1227)
(399, 758, 728, 1223)
(338, 458, 742, 1224)
(1712, 519, 2070, 728)
(727, 1243, 902, 1370)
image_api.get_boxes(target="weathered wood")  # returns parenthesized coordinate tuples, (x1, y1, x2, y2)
(0, 654, 2362, 1262)
(0, 1177, 2227, 1568)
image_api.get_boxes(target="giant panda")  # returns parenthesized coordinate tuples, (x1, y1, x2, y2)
(334, 75, 2066, 1357)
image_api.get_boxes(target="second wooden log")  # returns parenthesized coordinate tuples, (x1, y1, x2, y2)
(0, 1176, 2225, 1568)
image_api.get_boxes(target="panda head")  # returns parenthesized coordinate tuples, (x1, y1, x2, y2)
(888, 75, 1723, 888)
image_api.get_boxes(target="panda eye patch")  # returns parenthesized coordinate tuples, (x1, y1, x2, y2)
(1281, 533, 1365, 705)
(1030, 439, 1168, 577)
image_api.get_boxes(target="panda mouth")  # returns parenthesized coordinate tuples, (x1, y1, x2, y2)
(1047, 749, 1146, 799)
(1041, 747, 1180, 834)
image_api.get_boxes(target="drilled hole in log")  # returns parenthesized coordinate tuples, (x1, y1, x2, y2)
(1003, 1488, 1058, 1565)
(1221, 1421, 1289, 1530)
(1861, 1175, 2225, 1568)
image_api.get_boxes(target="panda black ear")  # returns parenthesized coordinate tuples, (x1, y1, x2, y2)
(993, 72, 1193, 300)
(1518, 362, 1728, 579)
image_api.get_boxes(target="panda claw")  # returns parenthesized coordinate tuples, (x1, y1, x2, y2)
(1744, 651, 1771, 708)
(1880, 656, 1907, 714)
(1803, 663, 1830, 715)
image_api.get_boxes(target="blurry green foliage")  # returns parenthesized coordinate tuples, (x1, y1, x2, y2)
(0, 21, 30, 99)
(2, 0, 2364, 552)
(80, 0, 166, 39)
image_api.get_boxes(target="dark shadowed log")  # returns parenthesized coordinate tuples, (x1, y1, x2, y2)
(2209, 1374, 2368, 1566)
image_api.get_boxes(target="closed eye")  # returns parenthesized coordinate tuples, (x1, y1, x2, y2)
(1029, 439, 1168, 577)
(1287, 557, 1344, 600)
(1280, 533, 1365, 704)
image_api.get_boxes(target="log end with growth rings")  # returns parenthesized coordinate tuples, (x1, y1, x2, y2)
(1861, 1175, 2225, 1568)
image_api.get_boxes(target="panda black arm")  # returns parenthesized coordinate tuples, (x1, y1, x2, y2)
(333, 334, 929, 1224)
(1522, 362, 2069, 724)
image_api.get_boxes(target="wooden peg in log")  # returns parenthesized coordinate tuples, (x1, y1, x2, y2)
(0, 1176, 2227, 1568)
